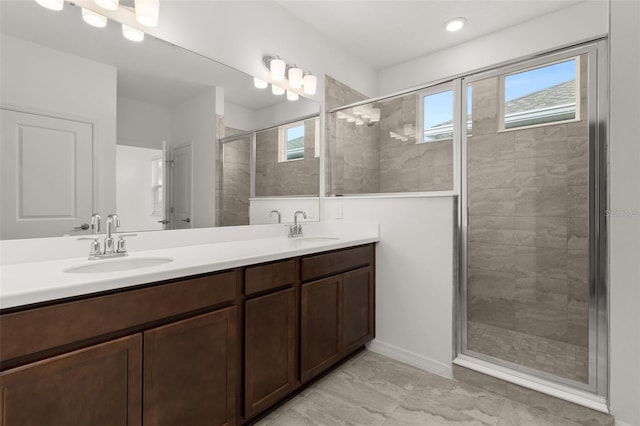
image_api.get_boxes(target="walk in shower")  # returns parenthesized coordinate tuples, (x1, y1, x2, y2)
(458, 41, 608, 404)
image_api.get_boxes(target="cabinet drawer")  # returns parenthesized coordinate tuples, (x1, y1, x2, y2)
(245, 259, 295, 296)
(1, 271, 237, 364)
(301, 245, 373, 282)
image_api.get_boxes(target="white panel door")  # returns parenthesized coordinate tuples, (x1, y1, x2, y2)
(170, 144, 192, 230)
(1, 109, 93, 239)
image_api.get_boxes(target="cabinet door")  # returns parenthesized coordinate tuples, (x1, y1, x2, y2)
(342, 267, 375, 354)
(244, 288, 296, 418)
(300, 276, 341, 383)
(0, 334, 142, 426)
(143, 308, 237, 426)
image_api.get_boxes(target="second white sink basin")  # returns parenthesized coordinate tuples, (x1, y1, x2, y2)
(65, 257, 174, 274)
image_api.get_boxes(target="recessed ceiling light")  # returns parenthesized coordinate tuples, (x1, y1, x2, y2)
(445, 17, 466, 32)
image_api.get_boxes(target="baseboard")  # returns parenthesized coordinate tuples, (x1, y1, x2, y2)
(366, 339, 453, 379)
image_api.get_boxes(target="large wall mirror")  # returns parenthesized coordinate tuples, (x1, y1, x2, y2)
(0, 1, 320, 239)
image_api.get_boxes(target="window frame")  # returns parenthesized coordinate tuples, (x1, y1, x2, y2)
(498, 56, 581, 132)
(417, 82, 456, 144)
(278, 120, 306, 162)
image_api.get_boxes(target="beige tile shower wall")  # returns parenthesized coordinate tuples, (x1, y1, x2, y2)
(378, 94, 453, 193)
(220, 125, 251, 226)
(326, 76, 453, 195)
(254, 118, 319, 197)
(467, 55, 589, 358)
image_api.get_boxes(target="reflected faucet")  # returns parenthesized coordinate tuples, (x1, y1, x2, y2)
(269, 210, 281, 224)
(289, 210, 307, 238)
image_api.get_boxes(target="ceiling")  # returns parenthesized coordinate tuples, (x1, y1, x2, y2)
(275, 0, 585, 69)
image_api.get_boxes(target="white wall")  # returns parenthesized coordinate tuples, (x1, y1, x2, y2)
(140, 1, 378, 101)
(224, 102, 257, 132)
(378, 1, 608, 94)
(0, 34, 117, 216)
(324, 196, 455, 377)
(117, 97, 172, 149)
(115, 145, 163, 232)
(171, 88, 217, 229)
(253, 98, 321, 130)
(608, 2, 640, 425)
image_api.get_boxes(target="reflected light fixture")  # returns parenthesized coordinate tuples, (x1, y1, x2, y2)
(35, 0, 64, 10)
(122, 24, 145, 42)
(254, 77, 268, 89)
(271, 85, 285, 96)
(135, 0, 159, 27)
(288, 66, 303, 89)
(94, 0, 119, 11)
(286, 90, 299, 101)
(81, 8, 107, 28)
(302, 72, 317, 95)
(445, 17, 466, 32)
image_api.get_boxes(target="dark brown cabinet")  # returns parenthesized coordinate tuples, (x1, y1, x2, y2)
(0, 334, 142, 426)
(144, 308, 237, 426)
(0, 243, 375, 426)
(300, 276, 342, 382)
(244, 288, 296, 419)
(300, 245, 375, 384)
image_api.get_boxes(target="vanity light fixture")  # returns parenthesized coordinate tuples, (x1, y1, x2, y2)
(35, 0, 64, 10)
(135, 0, 159, 27)
(445, 17, 466, 32)
(264, 56, 286, 81)
(286, 90, 299, 101)
(287, 65, 303, 89)
(302, 72, 317, 95)
(261, 56, 317, 96)
(271, 85, 285, 96)
(253, 77, 268, 89)
(122, 24, 144, 42)
(81, 8, 107, 28)
(94, 0, 119, 11)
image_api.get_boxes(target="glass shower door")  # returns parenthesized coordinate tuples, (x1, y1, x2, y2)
(461, 42, 607, 396)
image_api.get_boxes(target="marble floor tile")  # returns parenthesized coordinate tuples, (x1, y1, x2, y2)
(252, 350, 611, 426)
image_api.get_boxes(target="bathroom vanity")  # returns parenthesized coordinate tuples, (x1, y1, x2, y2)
(0, 237, 376, 426)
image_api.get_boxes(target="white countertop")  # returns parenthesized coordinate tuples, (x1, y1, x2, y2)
(0, 233, 378, 310)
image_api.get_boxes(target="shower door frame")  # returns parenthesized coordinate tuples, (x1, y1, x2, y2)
(455, 40, 609, 402)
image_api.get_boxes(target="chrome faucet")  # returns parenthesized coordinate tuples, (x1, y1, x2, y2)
(79, 213, 134, 259)
(104, 214, 120, 254)
(269, 210, 281, 224)
(289, 210, 307, 238)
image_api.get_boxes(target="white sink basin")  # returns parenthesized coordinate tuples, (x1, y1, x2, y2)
(64, 257, 174, 274)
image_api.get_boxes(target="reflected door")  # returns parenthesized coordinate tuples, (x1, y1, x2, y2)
(170, 144, 192, 230)
(0, 109, 93, 239)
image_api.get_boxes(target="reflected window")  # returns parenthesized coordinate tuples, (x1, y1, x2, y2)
(420, 89, 454, 142)
(502, 58, 578, 130)
(279, 122, 305, 162)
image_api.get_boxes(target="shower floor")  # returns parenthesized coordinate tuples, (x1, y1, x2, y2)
(467, 321, 589, 383)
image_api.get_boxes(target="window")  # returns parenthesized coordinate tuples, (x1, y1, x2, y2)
(501, 57, 578, 130)
(278, 118, 319, 162)
(279, 122, 305, 162)
(419, 88, 454, 143)
(151, 157, 163, 216)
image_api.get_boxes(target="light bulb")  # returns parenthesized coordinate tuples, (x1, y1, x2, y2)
(355, 119, 364, 126)
(82, 8, 107, 28)
(286, 90, 299, 101)
(370, 108, 381, 123)
(302, 73, 317, 95)
(254, 77, 268, 89)
(35, 0, 64, 11)
(135, 0, 159, 27)
(445, 17, 466, 32)
(94, 0, 119, 11)
(122, 24, 144, 42)
(271, 85, 285, 96)
(288, 66, 303, 89)
(269, 57, 286, 82)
